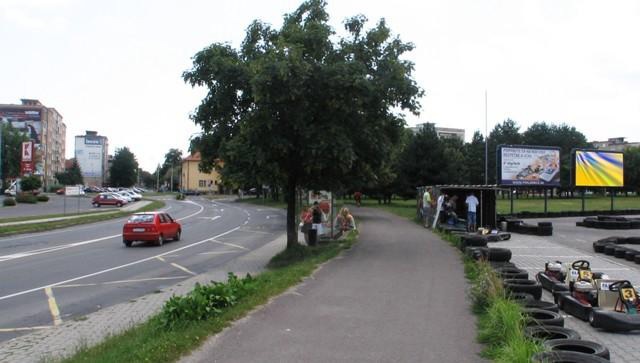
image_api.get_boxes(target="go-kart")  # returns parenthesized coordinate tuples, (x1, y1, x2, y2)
(536, 261, 569, 293)
(554, 260, 607, 321)
(589, 280, 640, 332)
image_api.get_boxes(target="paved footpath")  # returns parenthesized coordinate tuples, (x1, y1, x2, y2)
(181, 207, 484, 363)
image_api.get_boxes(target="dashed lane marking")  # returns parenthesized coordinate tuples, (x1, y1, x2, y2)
(44, 287, 62, 326)
(238, 228, 274, 235)
(55, 276, 189, 288)
(210, 239, 249, 251)
(170, 263, 197, 276)
(197, 250, 239, 256)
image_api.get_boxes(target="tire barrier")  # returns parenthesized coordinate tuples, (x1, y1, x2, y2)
(531, 351, 610, 363)
(506, 219, 554, 236)
(591, 236, 640, 263)
(496, 266, 528, 280)
(578, 215, 640, 230)
(524, 326, 581, 341)
(521, 299, 559, 313)
(504, 279, 543, 300)
(464, 247, 512, 262)
(522, 308, 564, 327)
(543, 339, 610, 360)
(508, 292, 535, 303)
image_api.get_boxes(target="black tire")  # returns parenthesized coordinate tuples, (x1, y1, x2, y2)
(117, 202, 123, 207)
(614, 246, 630, 258)
(489, 261, 517, 270)
(123, 239, 132, 247)
(93, 202, 100, 207)
(174, 230, 181, 241)
(156, 234, 164, 246)
(522, 300, 560, 313)
(624, 236, 640, 244)
(504, 279, 543, 300)
(461, 235, 488, 249)
(532, 351, 610, 363)
(635, 254, 640, 264)
(592, 240, 613, 253)
(523, 308, 564, 327)
(625, 249, 640, 261)
(487, 247, 512, 262)
(603, 244, 616, 255)
(538, 222, 553, 227)
(524, 326, 581, 341)
(543, 339, 610, 360)
(508, 292, 535, 302)
(497, 267, 529, 280)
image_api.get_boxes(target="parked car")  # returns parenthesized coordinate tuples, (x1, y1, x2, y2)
(122, 212, 181, 247)
(121, 190, 142, 201)
(114, 192, 133, 203)
(92, 193, 128, 207)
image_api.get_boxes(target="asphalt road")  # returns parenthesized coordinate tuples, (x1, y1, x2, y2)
(0, 194, 97, 219)
(0, 196, 285, 342)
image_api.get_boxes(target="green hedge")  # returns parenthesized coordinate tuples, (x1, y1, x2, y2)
(37, 195, 50, 202)
(16, 194, 38, 204)
(2, 197, 17, 207)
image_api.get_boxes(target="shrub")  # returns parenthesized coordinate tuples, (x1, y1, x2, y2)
(176, 193, 185, 200)
(3, 197, 17, 206)
(467, 260, 504, 311)
(159, 273, 256, 328)
(48, 184, 63, 193)
(15, 193, 38, 204)
(19, 176, 42, 193)
(37, 195, 50, 202)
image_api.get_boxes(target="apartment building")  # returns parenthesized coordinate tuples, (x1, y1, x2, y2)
(75, 131, 109, 186)
(0, 99, 66, 187)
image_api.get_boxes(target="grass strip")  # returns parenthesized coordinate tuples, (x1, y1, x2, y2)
(61, 232, 358, 363)
(0, 200, 165, 237)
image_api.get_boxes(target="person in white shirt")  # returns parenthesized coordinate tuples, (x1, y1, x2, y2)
(465, 192, 480, 232)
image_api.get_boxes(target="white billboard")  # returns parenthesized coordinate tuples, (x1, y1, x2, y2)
(499, 146, 561, 186)
(75, 137, 104, 178)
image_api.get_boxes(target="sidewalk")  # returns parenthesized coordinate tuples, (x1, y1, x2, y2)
(181, 207, 484, 363)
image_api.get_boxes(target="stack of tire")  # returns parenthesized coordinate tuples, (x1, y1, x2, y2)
(593, 236, 640, 264)
(508, 219, 554, 236)
(577, 215, 640, 230)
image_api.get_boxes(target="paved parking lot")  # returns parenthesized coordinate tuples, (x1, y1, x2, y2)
(0, 194, 96, 219)
(490, 215, 640, 362)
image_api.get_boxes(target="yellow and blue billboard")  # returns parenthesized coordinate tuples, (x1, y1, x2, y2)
(574, 150, 624, 187)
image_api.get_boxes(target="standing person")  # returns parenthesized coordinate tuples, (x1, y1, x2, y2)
(300, 206, 313, 245)
(422, 187, 433, 228)
(354, 191, 362, 207)
(308, 202, 324, 246)
(465, 191, 480, 232)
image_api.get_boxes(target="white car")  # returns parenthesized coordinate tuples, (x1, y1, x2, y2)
(121, 190, 142, 201)
(114, 192, 133, 203)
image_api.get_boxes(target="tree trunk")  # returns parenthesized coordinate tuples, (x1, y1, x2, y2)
(285, 176, 299, 249)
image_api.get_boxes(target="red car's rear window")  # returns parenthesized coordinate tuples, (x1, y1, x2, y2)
(127, 214, 155, 223)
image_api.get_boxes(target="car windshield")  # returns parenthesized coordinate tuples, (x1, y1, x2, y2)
(127, 214, 155, 223)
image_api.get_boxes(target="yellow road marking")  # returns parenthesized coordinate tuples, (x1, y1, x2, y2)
(170, 263, 197, 276)
(44, 287, 62, 326)
(56, 276, 189, 288)
(0, 326, 52, 333)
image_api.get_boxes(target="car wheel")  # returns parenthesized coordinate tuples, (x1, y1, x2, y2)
(174, 230, 181, 241)
(156, 234, 164, 246)
(117, 202, 123, 207)
(543, 339, 610, 360)
(93, 202, 100, 207)
(123, 239, 132, 247)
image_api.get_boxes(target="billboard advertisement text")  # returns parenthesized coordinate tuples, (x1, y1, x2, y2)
(499, 146, 560, 186)
(574, 150, 624, 187)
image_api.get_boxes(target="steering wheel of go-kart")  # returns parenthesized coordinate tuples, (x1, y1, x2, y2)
(609, 280, 633, 292)
(571, 260, 590, 270)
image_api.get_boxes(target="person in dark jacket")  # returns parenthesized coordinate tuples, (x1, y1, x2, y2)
(308, 202, 323, 246)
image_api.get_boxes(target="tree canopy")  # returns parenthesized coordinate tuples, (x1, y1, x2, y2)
(55, 159, 83, 185)
(184, 0, 422, 248)
(109, 147, 138, 187)
(1, 122, 29, 184)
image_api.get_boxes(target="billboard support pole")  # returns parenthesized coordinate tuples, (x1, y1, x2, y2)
(510, 188, 514, 215)
(581, 189, 585, 212)
(610, 188, 614, 212)
(544, 188, 548, 215)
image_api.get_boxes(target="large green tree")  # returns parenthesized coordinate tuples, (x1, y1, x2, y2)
(109, 147, 138, 187)
(159, 148, 182, 191)
(55, 158, 83, 185)
(624, 147, 640, 193)
(487, 119, 522, 184)
(463, 131, 486, 185)
(184, 0, 422, 248)
(1, 123, 29, 185)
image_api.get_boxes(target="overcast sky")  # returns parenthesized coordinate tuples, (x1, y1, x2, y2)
(2, 0, 639, 171)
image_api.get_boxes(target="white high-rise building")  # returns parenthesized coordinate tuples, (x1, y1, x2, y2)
(75, 131, 109, 186)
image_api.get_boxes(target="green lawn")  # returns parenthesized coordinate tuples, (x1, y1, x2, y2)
(496, 195, 640, 214)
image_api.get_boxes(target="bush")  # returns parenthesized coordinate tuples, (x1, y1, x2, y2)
(15, 194, 38, 204)
(159, 273, 256, 328)
(37, 195, 50, 202)
(176, 193, 185, 200)
(3, 197, 16, 206)
(19, 176, 42, 193)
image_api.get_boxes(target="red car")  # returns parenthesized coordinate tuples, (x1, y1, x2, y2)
(92, 193, 127, 207)
(122, 212, 181, 247)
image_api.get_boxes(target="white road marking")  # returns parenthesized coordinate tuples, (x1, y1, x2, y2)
(239, 228, 273, 235)
(210, 239, 249, 251)
(0, 226, 241, 302)
(0, 326, 52, 333)
(56, 276, 189, 288)
(0, 200, 206, 264)
(156, 256, 166, 262)
(44, 287, 62, 326)
(198, 216, 221, 221)
(176, 201, 205, 221)
(170, 263, 197, 276)
(197, 250, 239, 256)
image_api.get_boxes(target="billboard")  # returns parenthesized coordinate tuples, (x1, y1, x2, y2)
(20, 141, 34, 175)
(498, 145, 561, 186)
(0, 109, 42, 144)
(75, 137, 105, 178)
(574, 150, 624, 187)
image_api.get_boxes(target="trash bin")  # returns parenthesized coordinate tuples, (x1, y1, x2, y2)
(501, 221, 508, 231)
